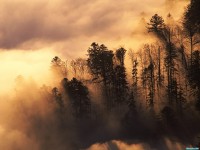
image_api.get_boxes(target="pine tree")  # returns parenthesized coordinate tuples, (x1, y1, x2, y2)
(115, 47, 126, 66)
(62, 78, 91, 118)
(147, 14, 165, 33)
(148, 14, 178, 104)
(87, 42, 114, 86)
(113, 65, 128, 104)
(183, 0, 200, 66)
(52, 87, 64, 113)
(189, 50, 200, 111)
(87, 42, 114, 110)
(141, 45, 155, 107)
(113, 47, 128, 105)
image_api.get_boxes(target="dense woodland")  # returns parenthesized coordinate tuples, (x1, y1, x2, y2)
(17, 0, 200, 149)
(48, 0, 200, 117)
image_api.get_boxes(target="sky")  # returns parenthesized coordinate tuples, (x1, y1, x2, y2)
(0, 0, 189, 54)
(0, 0, 189, 93)
(0, 1, 192, 150)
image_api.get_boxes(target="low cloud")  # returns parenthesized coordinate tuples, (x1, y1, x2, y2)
(0, 0, 188, 54)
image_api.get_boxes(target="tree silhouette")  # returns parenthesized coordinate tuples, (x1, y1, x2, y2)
(87, 42, 114, 86)
(148, 14, 178, 104)
(115, 47, 126, 66)
(184, 0, 200, 32)
(52, 87, 64, 113)
(189, 50, 200, 111)
(128, 50, 139, 108)
(51, 56, 67, 77)
(183, 12, 198, 67)
(87, 42, 114, 110)
(62, 78, 91, 118)
(132, 59, 138, 90)
(113, 65, 128, 105)
(164, 42, 178, 104)
(70, 58, 88, 80)
(176, 85, 186, 114)
(140, 45, 155, 107)
(183, 1, 200, 68)
(147, 14, 165, 33)
(113, 47, 128, 105)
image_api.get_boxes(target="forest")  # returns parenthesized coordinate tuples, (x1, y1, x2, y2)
(1, 0, 200, 150)
(31, 0, 200, 149)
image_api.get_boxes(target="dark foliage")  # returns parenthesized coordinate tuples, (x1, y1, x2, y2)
(61, 77, 91, 118)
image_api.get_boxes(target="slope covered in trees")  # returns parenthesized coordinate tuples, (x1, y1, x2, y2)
(11, 0, 200, 149)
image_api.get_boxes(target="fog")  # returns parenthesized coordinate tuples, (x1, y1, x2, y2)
(0, 49, 58, 94)
(0, 0, 189, 54)
(0, 0, 194, 150)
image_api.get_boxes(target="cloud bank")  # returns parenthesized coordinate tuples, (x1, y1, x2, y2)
(0, 0, 189, 55)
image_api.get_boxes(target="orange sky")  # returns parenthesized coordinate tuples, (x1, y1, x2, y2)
(0, 1, 191, 150)
(0, 0, 189, 93)
(0, 0, 189, 55)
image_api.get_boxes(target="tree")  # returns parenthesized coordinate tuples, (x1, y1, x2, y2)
(176, 85, 186, 114)
(70, 58, 88, 80)
(87, 42, 114, 110)
(189, 50, 200, 111)
(70, 60, 78, 78)
(183, 16, 197, 67)
(147, 14, 165, 33)
(148, 14, 178, 104)
(87, 42, 114, 86)
(140, 45, 155, 108)
(127, 91, 137, 114)
(144, 62, 155, 107)
(132, 59, 138, 90)
(173, 26, 188, 70)
(115, 47, 126, 66)
(157, 46, 164, 86)
(52, 87, 64, 113)
(62, 78, 91, 118)
(113, 65, 128, 105)
(183, 1, 200, 67)
(51, 56, 67, 77)
(184, 0, 200, 31)
(190, 51, 200, 87)
(128, 50, 139, 90)
(113, 47, 128, 105)
(164, 42, 177, 104)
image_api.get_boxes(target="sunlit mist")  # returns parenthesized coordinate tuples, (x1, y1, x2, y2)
(1, 0, 200, 150)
